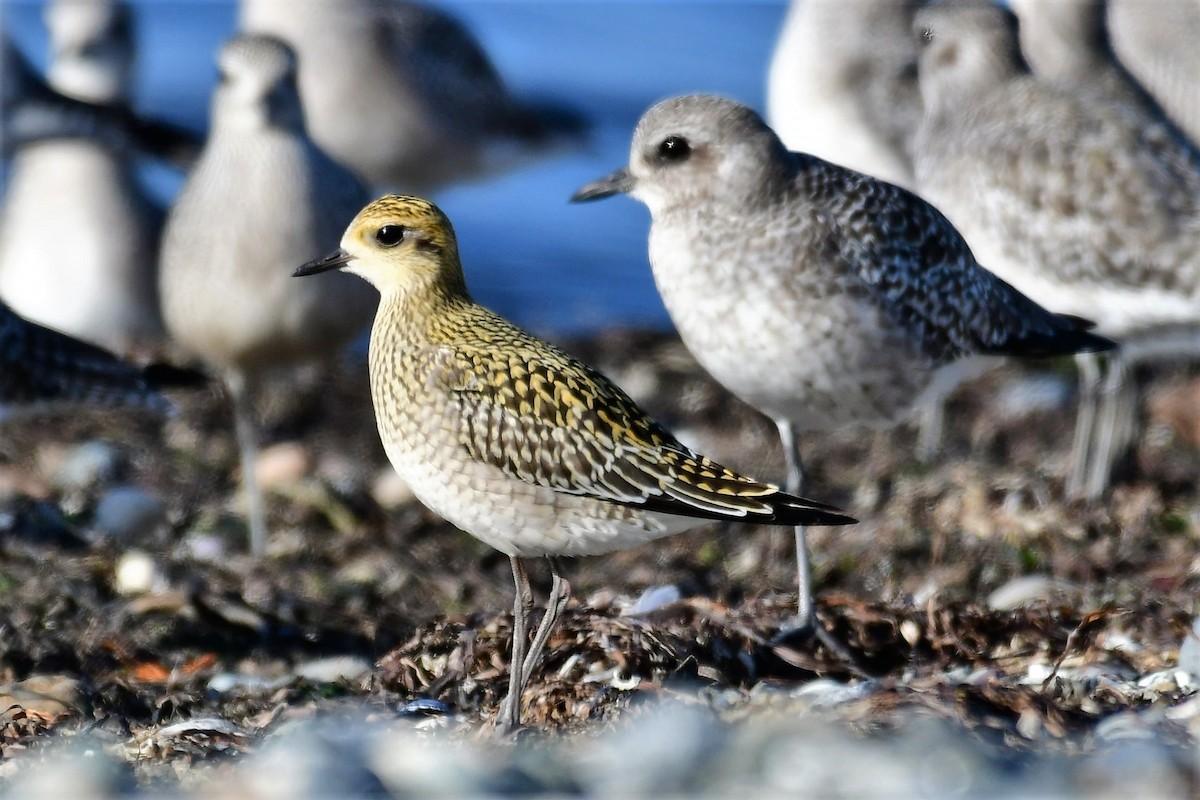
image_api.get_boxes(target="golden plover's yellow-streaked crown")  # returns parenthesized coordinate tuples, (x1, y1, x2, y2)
(294, 193, 854, 732)
(573, 93, 1115, 641)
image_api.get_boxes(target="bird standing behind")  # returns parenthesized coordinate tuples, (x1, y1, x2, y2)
(573, 94, 1114, 640)
(912, 1, 1200, 499)
(767, 0, 922, 190)
(294, 194, 854, 732)
(159, 34, 376, 557)
(238, 0, 584, 192)
(0, 0, 163, 357)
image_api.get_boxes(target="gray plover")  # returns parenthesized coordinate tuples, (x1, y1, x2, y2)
(293, 193, 854, 731)
(159, 34, 377, 557)
(912, 1, 1200, 500)
(0, 298, 170, 420)
(1107, 0, 1200, 146)
(0, 0, 163, 357)
(767, 0, 922, 190)
(573, 94, 1113, 636)
(238, 0, 585, 192)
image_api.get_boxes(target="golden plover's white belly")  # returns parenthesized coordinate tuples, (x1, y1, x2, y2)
(382, 435, 700, 558)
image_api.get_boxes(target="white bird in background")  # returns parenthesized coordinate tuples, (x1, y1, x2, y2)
(158, 33, 377, 557)
(238, 0, 586, 193)
(0, 0, 163, 357)
(767, 0, 922, 191)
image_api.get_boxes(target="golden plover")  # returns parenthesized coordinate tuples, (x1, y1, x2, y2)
(767, 0, 922, 190)
(294, 194, 855, 732)
(0, 0, 163, 356)
(912, 1, 1200, 500)
(0, 298, 170, 419)
(238, 0, 585, 192)
(573, 93, 1114, 638)
(159, 34, 376, 556)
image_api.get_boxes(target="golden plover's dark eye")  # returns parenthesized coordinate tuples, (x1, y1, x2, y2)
(657, 135, 691, 162)
(375, 225, 405, 247)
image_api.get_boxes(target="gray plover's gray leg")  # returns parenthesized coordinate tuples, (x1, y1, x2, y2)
(521, 557, 571, 688)
(1067, 352, 1102, 499)
(501, 556, 535, 733)
(916, 397, 945, 463)
(774, 419, 816, 637)
(227, 369, 268, 557)
(1085, 352, 1132, 501)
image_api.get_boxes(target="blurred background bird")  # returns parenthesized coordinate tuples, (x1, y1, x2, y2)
(0, 0, 167, 358)
(158, 33, 377, 557)
(238, 0, 587, 193)
(912, 0, 1200, 501)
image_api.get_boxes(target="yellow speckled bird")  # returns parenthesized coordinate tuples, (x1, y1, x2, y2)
(294, 194, 855, 732)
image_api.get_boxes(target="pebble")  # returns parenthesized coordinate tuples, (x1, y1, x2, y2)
(986, 574, 1074, 610)
(114, 550, 163, 596)
(370, 467, 415, 510)
(626, 584, 682, 616)
(293, 656, 372, 685)
(255, 442, 313, 491)
(48, 441, 124, 492)
(93, 487, 167, 541)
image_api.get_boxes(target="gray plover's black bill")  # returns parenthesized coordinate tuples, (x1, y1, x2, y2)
(294, 248, 354, 277)
(570, 167, 633, 202)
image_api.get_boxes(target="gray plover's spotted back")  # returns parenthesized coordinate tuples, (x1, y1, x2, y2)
(0, 299, 170, 420)
(1107, 0, 1200, 146)
(293, 194, 854, 731)
(159, 34, 377, 557)
(238, 0, 585, 192)
(767, 0, 922, 190)
(0, 0, 163, 357)
(912, 1, 1200, 500)
(573, 93, 1113, 638)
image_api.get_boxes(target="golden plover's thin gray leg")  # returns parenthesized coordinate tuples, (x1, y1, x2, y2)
(916, 400, 945, 463)
(226, 369, 267, 557)
(1067, 352, 1103, 499)
(501, 557, 534, 733)
(521, 557, 571, 689)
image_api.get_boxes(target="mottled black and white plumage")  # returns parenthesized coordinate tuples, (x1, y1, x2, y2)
(0, 299, 169, 418)
(573, 93, 1113, 636)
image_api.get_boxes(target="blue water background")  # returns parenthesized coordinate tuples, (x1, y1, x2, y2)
(3, 1, 788, 336)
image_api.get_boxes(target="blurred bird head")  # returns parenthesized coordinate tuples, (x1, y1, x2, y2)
(45, 0, 133, 105)
(213, 33, 305, 133)
(571, 94, 791, 215)
(294, 195, 465, 296)
(914, 1, 1026, 115)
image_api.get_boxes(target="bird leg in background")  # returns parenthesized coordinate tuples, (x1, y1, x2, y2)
(501, 556, 535, 733)
(774, 418, 815, 635)
(1067, 352, 1103, 499)
(521, 557, 571, 688)
(1086, 351, 1133, 501)
(226, 369, 268, 557)
(916, 396, 946, 463)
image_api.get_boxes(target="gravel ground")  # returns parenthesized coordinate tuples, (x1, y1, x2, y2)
(1, 329, 1199, 796)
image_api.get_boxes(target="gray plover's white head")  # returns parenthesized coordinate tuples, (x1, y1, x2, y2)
(573, 94, 790, 216)
(214, 34, 305, 132)
(915, 1, 1027, 115)
(45, 0, 133, 105)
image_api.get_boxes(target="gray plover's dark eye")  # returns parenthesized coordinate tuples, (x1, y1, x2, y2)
(657, 135, 691, 162)
(375, 225, 405, 247)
